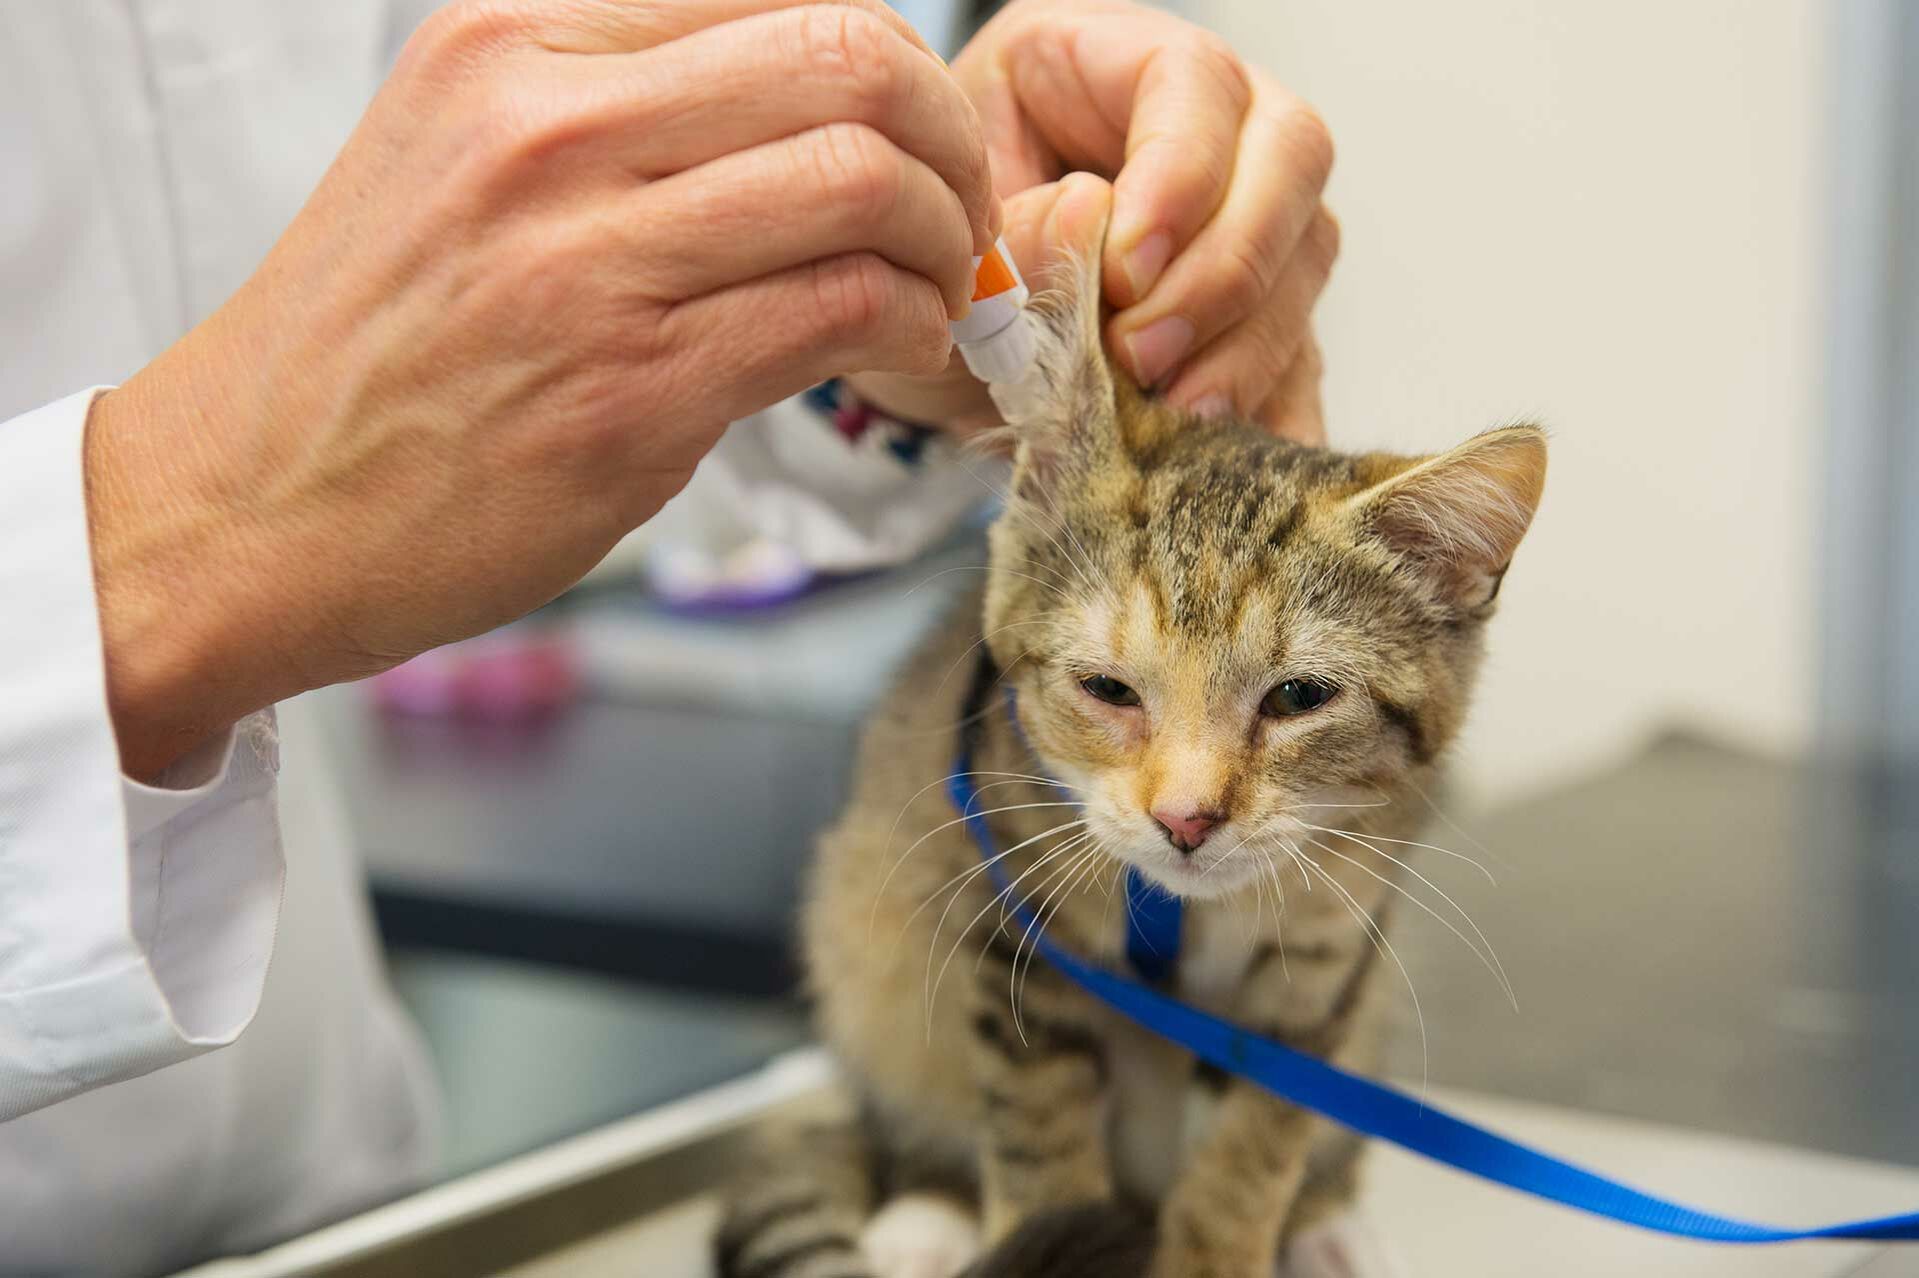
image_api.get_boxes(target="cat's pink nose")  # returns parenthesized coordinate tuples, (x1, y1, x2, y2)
(1153, 807, 1221, 853)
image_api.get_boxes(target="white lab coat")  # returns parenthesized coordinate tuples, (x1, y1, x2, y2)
(0, 2, 981, 1274)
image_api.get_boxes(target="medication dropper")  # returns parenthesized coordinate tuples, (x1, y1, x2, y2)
(950, 237, 1036, 384)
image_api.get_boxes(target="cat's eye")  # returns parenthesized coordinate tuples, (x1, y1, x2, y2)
(1079, 674, 1141, 707)
(1262, 678, 1338, 717)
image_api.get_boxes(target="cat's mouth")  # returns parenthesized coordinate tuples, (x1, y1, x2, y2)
(1112, 830, 1269, 901)
(1072, 796, 1312, 902)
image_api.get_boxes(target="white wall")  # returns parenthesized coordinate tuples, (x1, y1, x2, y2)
(1195, 0, 1829, 803)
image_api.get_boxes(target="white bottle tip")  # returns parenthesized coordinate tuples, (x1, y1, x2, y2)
(957, 314, 1036, 385)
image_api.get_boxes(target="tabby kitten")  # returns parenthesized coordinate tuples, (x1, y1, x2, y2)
(717, 244, 1546, 1278)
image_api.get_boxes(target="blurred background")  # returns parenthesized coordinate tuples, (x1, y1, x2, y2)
(1227, 0, 1827, 805)
(282, 0, 1916, 1222)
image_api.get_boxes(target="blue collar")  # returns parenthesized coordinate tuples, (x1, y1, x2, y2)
(942, 652, 1919, 1243)
(1123, 869, 1184, 983)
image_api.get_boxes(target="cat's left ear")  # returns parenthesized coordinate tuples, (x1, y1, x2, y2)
(987, 176, 1121, 498)
(1344, 425, 1548, 612)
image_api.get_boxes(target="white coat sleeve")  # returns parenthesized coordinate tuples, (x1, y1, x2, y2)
(0, 389, 284, 1121)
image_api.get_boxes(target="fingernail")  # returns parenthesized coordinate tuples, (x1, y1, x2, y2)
(1124, 230, 1174, 298)
(1186, 394, 1234, 420)
(1123, 315, 1195, 387)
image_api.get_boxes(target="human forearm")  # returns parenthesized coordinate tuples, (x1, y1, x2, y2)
(79, 0, 1002, 777)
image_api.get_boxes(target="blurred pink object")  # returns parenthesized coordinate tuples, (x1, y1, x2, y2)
(368, 631, 578, 720)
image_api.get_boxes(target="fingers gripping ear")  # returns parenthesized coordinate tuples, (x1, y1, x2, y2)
(1348, 426, 1548, 611)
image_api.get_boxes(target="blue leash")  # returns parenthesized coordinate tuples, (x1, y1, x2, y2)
(948, 668, 1919, 1243)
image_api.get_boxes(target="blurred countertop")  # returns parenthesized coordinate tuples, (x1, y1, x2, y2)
(1384, 730, 1919, 1169)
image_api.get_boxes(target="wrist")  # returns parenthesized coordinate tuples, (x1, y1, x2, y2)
(83, 331, 303, 779)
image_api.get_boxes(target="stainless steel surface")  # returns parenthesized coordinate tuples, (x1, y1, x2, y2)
(169, 1054, 844, 1278)
(389, 952, 805, 1179)
(174, 1053, 1919, 1278)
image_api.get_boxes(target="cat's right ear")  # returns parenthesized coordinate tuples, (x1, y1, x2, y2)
(985, 175, 1121, 500)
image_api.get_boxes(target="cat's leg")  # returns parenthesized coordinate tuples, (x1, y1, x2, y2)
(1278, 1136, 1405, 1278)
(1282, 1128, 1364, 1243)
(967, 923, 1114, 1242)
(1281, 1209, 1406, 1278)
(1152, 1071, 1317, 1278)
(715, 1121, 877, 1278)
(1151, 945, 1387, 1278)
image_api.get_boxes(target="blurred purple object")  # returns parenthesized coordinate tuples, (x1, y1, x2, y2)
(368, 632, 578, 721)
(647, 538, 816, 614)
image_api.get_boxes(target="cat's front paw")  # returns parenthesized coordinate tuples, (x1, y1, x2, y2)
(860, 1193, 984, 1278)
(1280, 1210, 1406, 1278)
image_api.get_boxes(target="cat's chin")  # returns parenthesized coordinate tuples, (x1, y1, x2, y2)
(1125, 854, 1265, 902)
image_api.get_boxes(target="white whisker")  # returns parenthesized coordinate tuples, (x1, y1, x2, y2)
(1304, 832, 1516, 1011)
(1010, 844, 1103, 1037)
(927, 827, 1094, 1024)
(888, 799, 1083, 876)
(1404, 775, 1516, 874)
(873, 790, 1085, 937)
(934, 617, 1052, 695)
(1260, 853, 1292, 982)
(1306, 822, 1499, 886)
(1291, 843, 1429, 1099)
(915, 816, 1087, 966)
(877, 772, 1080, 891)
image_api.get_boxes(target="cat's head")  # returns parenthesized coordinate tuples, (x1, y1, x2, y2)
(980, 256, 1546, 901)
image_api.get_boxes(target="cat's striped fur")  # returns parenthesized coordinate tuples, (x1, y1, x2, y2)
(715, 236, 1546, 1278)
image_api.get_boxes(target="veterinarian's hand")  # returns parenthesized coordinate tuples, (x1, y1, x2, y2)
(85, 0, 998, 777)
(847, 172, 1116, 436)
(848, 0, 1334, 444)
